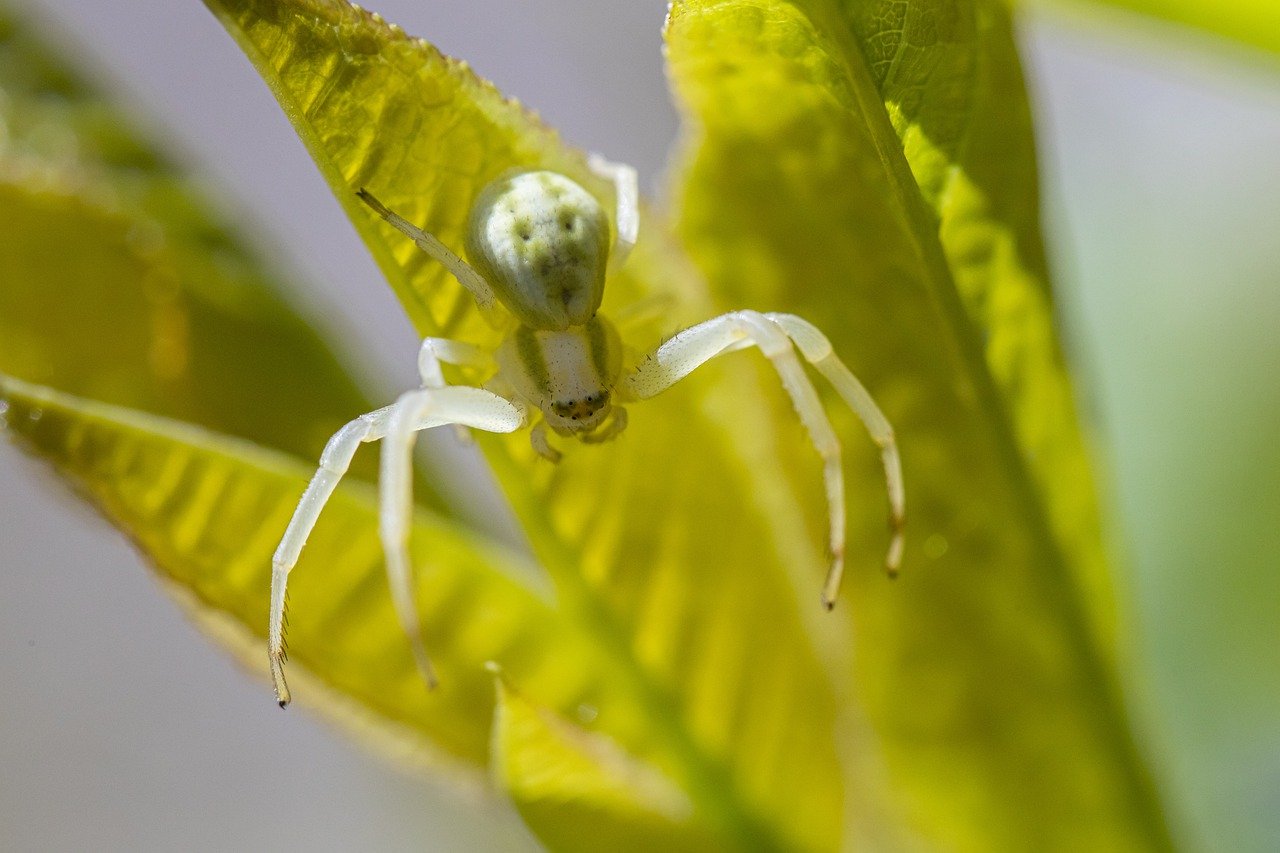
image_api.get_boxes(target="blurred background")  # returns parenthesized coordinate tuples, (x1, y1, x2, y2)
(0, 1, 1275, 850)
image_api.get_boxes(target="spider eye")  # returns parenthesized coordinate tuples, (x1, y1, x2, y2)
(550, 390, 610, 422)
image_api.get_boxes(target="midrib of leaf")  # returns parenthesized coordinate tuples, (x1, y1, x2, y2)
(803, 0, 1171, 837)
(204, 4, 790, 845)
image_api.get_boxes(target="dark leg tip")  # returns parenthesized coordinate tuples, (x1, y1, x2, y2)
(277, 700, 289, 709)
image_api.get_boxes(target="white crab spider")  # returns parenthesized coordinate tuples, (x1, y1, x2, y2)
(268, 156, 904, 707)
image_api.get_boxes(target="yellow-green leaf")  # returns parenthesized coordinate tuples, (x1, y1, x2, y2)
(666, 0, 1170, 848)
(491, 675, 719, 852)
(0, 374, 637, 775)
(202, 0, 621, 345)
(841, 0, 1115, 636)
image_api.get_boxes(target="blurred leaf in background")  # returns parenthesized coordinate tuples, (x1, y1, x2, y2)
(1019, 5, 1280, 848)
(1025, 0, 1280, 56)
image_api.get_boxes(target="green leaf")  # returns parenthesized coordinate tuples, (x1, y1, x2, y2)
(205, 2, 849, 849)
(491, 675, 719, 852)
(0, 373, 634, 775)
(840, 0, 1117, 636)
(201, 0, 623, 345)
(666, 0, 1171, 848)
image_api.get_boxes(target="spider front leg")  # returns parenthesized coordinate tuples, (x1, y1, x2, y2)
(527, 407, 626, 461)
(765, 313, 904, 579)
(417, 337, 494, 442)
(417, 337, 492, 389)
(621, 310, 902, 610)
(269, 386, 526, 707)
(377, 386, 527, 690)
(588, 153, 638, 269)
(271, 405, 396, 706)
(529, 420, 562, 463)
(580, 406, 628, 444)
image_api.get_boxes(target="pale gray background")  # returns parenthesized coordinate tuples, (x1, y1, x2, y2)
(2, 1, 1278, 850)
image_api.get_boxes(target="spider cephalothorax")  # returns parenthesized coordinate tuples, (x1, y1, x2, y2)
(268, 156, 903, 707)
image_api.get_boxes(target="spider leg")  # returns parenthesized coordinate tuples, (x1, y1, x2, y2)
(417, 337, 492, 388)
(765, 313, 904, 585)
(530, 420, 562, 463)
(417, 337, 494, 443)
(587, 153, 638, 269)
(377, 386, 526, 691)
(356, 188, 500, 316)
(622, 311, 846, 607)
(271, 405, 395, 707)
(269, 386, 525, 706)
(580, 406, 628, 444)
(622, 310, 899, 609)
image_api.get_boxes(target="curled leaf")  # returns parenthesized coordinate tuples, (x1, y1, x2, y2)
(666, 0, 1171, 847)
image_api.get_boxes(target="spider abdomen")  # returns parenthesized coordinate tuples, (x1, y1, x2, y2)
(465, 170, 609, 330)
